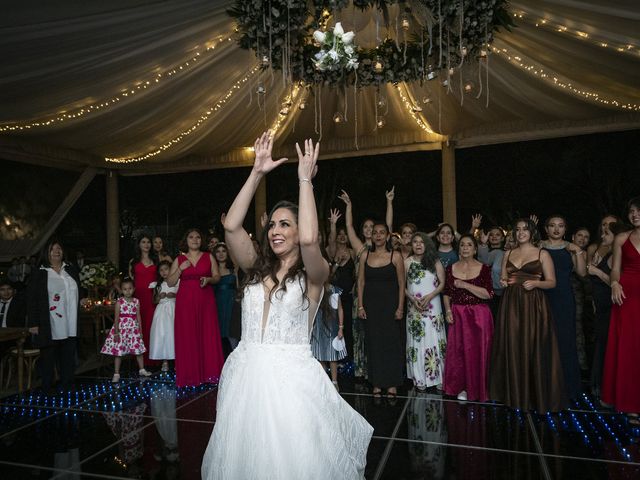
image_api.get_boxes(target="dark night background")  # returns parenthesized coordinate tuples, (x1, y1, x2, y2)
(2, 129, 638, 270)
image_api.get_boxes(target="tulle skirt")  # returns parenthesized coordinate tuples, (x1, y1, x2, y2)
(202, 341, 373, 480)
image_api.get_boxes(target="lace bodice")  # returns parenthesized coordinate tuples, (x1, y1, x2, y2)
(241, 275, 320, 345)
(158, 280, 178, 304)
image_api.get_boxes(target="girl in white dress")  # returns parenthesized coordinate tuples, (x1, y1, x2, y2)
(149, 261, 178, 372)
(201, 133, 373, 480)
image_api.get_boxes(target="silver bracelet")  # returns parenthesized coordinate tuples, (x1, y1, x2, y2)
(299, 178, 313, 188)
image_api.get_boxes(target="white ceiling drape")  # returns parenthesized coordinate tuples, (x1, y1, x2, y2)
(1, 0, 638, 174)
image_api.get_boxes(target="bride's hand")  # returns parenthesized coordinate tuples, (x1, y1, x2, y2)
(253, 131, 287, 175)
(295, 138, 320, 181)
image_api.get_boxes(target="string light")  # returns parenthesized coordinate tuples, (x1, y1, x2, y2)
(0, 31, 237, 133)
(513, 10, 640, 57)
(491, 45, 640, 111)
(105, 66, 260, 163)
(395, 83, 441, 135)
(269, 85, 304, 137)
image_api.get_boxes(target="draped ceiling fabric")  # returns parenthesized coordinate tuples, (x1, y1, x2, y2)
(1, 0, 639, 175)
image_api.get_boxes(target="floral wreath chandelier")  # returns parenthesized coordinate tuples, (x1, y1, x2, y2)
(228, 0, 513, 87)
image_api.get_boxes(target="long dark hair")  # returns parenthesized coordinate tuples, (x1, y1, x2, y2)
(132, 234, 158, 267)
(434, 223, 458, 251)
(153, 260, 172, 298)
(512, 218, 541, 246)
(370, 221, 391, 252)
(214, 243, 235, 271)
(411, 232, 439, 273)
(178, 228, 206, 253)
(241, 201, 308, 306)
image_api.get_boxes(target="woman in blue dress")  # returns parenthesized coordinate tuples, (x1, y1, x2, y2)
(542, 215, 586, 401)
(213, 243, 237, 343)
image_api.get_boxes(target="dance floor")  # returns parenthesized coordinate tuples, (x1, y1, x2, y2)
(0, 368, 638, 479)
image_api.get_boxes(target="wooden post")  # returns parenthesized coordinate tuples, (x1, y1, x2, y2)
(106, 171, 120, 268)
(441, 140, 457, 229)
(254, 176, 267, 239)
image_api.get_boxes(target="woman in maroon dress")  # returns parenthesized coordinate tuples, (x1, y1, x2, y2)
(443, 234, 494, 402)
(602, 197, 640, 424)
(167, 228, 224, 387)
(129, 235, 157, 366)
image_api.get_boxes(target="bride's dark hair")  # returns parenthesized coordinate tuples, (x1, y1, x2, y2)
(240, 200, 308, 306)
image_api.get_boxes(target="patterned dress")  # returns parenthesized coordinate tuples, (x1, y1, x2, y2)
(405, 259, 446, 389)
(352, 245, 369, 378)
(101, 297, 146, 356)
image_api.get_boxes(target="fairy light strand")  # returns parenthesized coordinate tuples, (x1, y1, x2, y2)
(0, 31, 237, 133)
(104, 65, 260, 163)
(395, 83, 439, 134)
(491, 45, 640, 111)
(510, 10, 639, 57)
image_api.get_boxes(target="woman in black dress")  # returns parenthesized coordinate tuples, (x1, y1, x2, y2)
(357, 221, 405, 397)
(588, 222, 628, 396)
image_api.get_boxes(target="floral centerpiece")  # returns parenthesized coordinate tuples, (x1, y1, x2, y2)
(79, 262, 117, 299)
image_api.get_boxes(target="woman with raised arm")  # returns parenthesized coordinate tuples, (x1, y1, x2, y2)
(326, 209, 356, 359)
(338, 188, 392, 379)
(489, 218, 568, 413)
(202, 133, 373, 480)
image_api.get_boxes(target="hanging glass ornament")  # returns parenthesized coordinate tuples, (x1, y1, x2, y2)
(377, 95, 387, 108)
(373, 57, 384, 74)
(401, 13, 411, 31)
(422, 97, 433, 104)
(426, 66, 438, 81)
(261, 55, 270, 67)
(376, 116, 386, 128)
(299, 101, 307, 110)
(333, 112, 345, 123)
(256, 83, 266, 95)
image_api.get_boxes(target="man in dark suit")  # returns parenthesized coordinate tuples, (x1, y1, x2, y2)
(0, 278, 26, 329)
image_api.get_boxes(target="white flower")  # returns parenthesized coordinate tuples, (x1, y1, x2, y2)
(347, 57, 359, 70)
(314, 51, 326, 60)
(313, 30, 326, 44)
(344, 45, 354, 55)
(328, 49, 339, 61)
(342, 31, 355, 45)
(333, 22, 344, 37)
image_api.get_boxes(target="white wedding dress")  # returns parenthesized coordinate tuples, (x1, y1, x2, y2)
(202, 275, 373, 480)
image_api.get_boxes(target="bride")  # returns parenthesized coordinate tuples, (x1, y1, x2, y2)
(201, 133, 373, 479)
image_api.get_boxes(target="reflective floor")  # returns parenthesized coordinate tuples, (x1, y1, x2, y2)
(0, 367, 639, 479)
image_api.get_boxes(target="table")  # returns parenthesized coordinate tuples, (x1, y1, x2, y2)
(0, 327, 29, 392)
(79, 304, 115, 356)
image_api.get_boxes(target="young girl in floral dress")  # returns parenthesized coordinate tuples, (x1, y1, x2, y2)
(101, 278, 153, 382)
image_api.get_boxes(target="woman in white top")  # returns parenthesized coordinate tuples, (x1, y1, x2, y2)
(201, 133, 373, 480)
(27, 239, 81, 392)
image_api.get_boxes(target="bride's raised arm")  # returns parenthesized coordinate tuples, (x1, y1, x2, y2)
(296, 139, 329, 289)
(224, 132, 287, 272)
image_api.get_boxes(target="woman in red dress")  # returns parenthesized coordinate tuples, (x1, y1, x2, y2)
(167, 228, 224, 387)
(602, 197, 640, 424)
(129, 235, 157, 366)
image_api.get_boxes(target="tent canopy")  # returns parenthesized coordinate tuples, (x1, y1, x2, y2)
(1, 0, 639, 175)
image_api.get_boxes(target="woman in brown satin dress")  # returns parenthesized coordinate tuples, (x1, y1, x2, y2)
(489, 219, 569, 413)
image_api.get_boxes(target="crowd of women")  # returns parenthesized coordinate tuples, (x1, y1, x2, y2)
(20, 189, 640, 424)
(315, 193, 640, 424)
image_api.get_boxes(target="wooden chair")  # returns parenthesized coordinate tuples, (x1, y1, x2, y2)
(2, 347, 40, 390)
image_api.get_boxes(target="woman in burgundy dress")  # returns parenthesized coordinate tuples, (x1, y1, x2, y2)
(602, 197, 640, 424)
(129, 234, 158, 366)
(167, 228, 224, 387)
(443, 234, 494, 402)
